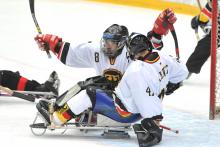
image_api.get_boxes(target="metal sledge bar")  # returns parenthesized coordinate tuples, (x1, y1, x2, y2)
(30, 122, 132, 132)
(30, 121, 179, 135)
(15, 91, 55, 96)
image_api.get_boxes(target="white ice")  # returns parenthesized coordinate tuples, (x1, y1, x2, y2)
(0, 0, 219, 147)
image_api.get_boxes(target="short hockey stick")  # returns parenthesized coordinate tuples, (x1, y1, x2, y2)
(134, 123, 179, 135)
(56, 83, 81, 106)
(0, 85, 35, 102)
(169, 25, 180, 60)
(159, 124, 179, 134)
(29, 0, 52, 58)
(195, 28, 200, 41)
(195, 0, 202, 41)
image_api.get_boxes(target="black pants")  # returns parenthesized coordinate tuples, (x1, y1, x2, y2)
(0, 70, 40, 91)
(186, 34, 211, 74)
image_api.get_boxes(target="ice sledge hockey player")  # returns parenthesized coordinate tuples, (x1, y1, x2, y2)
(34, 8, 176, 123)
(0, 70, 60, 96)
(34, 8, 176, 88)
(36, 33, 188, 146)
(186, 0, 214, 78)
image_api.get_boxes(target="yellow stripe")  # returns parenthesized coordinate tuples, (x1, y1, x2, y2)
(87, 0, 200, 16)
(199, 13, 209, 23)
(55, 111, 68, 123)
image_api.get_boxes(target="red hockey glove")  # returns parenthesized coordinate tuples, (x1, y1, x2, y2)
(152, 8, 177, 35)
(34, 34, 62, 54)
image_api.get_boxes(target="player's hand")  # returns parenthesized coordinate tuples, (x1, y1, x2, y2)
(191, 16, 210, 33)
(34, 34, 62, 54)
(165, 82, 182, 95)
(152, 8, 177, 35)
(191, 16, 199, 30)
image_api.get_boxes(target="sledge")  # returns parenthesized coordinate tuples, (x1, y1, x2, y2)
(1, 76, 179, 141)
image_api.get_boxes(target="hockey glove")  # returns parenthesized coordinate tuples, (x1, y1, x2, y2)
(152, 8, 177, 36)
(133, 118, 163, 147)
(191, 15, 210, 31)
(147, 31, 164, 50)
(165, 82, 182, 95)
(35, 34, 63, 54)
(191, 16, 200, 30)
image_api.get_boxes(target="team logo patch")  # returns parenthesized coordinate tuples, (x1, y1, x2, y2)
(103, 69, 122, 83)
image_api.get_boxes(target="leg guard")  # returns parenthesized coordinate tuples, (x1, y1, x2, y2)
(0, 70, 40, 91)
(0, 70, 22, 90)
(186, 34, 211, 73)
(86, 86, 114, 109)
(86, 86, 97, 109)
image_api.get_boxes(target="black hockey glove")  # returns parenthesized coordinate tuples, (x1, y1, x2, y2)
(165, 82, 182, 95)
(133, 118, 163, 147)
(191, 16, 199, 30)
(191, 16, 209, 30)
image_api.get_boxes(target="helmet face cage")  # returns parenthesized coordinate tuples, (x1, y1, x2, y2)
(101, 24, 128, 57)
(126, 33, 152, 60)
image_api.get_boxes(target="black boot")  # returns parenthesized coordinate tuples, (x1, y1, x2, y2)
(35, 71, 60, 96)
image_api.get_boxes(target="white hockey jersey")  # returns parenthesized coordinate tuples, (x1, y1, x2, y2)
(115, 51, 188, 118)
(58, 42, 131, 83)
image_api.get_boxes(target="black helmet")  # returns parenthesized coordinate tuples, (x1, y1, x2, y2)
(126, 32, 152, 59)
(101, 24, 129, 57)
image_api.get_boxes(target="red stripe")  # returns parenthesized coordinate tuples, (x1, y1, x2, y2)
(62, 112, 71, 120)
(144, 56, 160, 64)
(201, 7, 212, 18)
(116, 106, 131, 117)
(17, 77, 28, 91)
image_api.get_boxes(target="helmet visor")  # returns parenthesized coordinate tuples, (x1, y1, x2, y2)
(101, 38, 119, 57)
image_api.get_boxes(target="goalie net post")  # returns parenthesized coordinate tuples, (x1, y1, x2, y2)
(210, 0, 219, 120)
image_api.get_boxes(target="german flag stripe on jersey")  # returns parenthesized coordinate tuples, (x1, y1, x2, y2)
(144, 52, 160, 64)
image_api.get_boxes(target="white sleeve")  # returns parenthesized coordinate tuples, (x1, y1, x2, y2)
(65, 43, 96, 68)
(166, 55, 188, 83)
